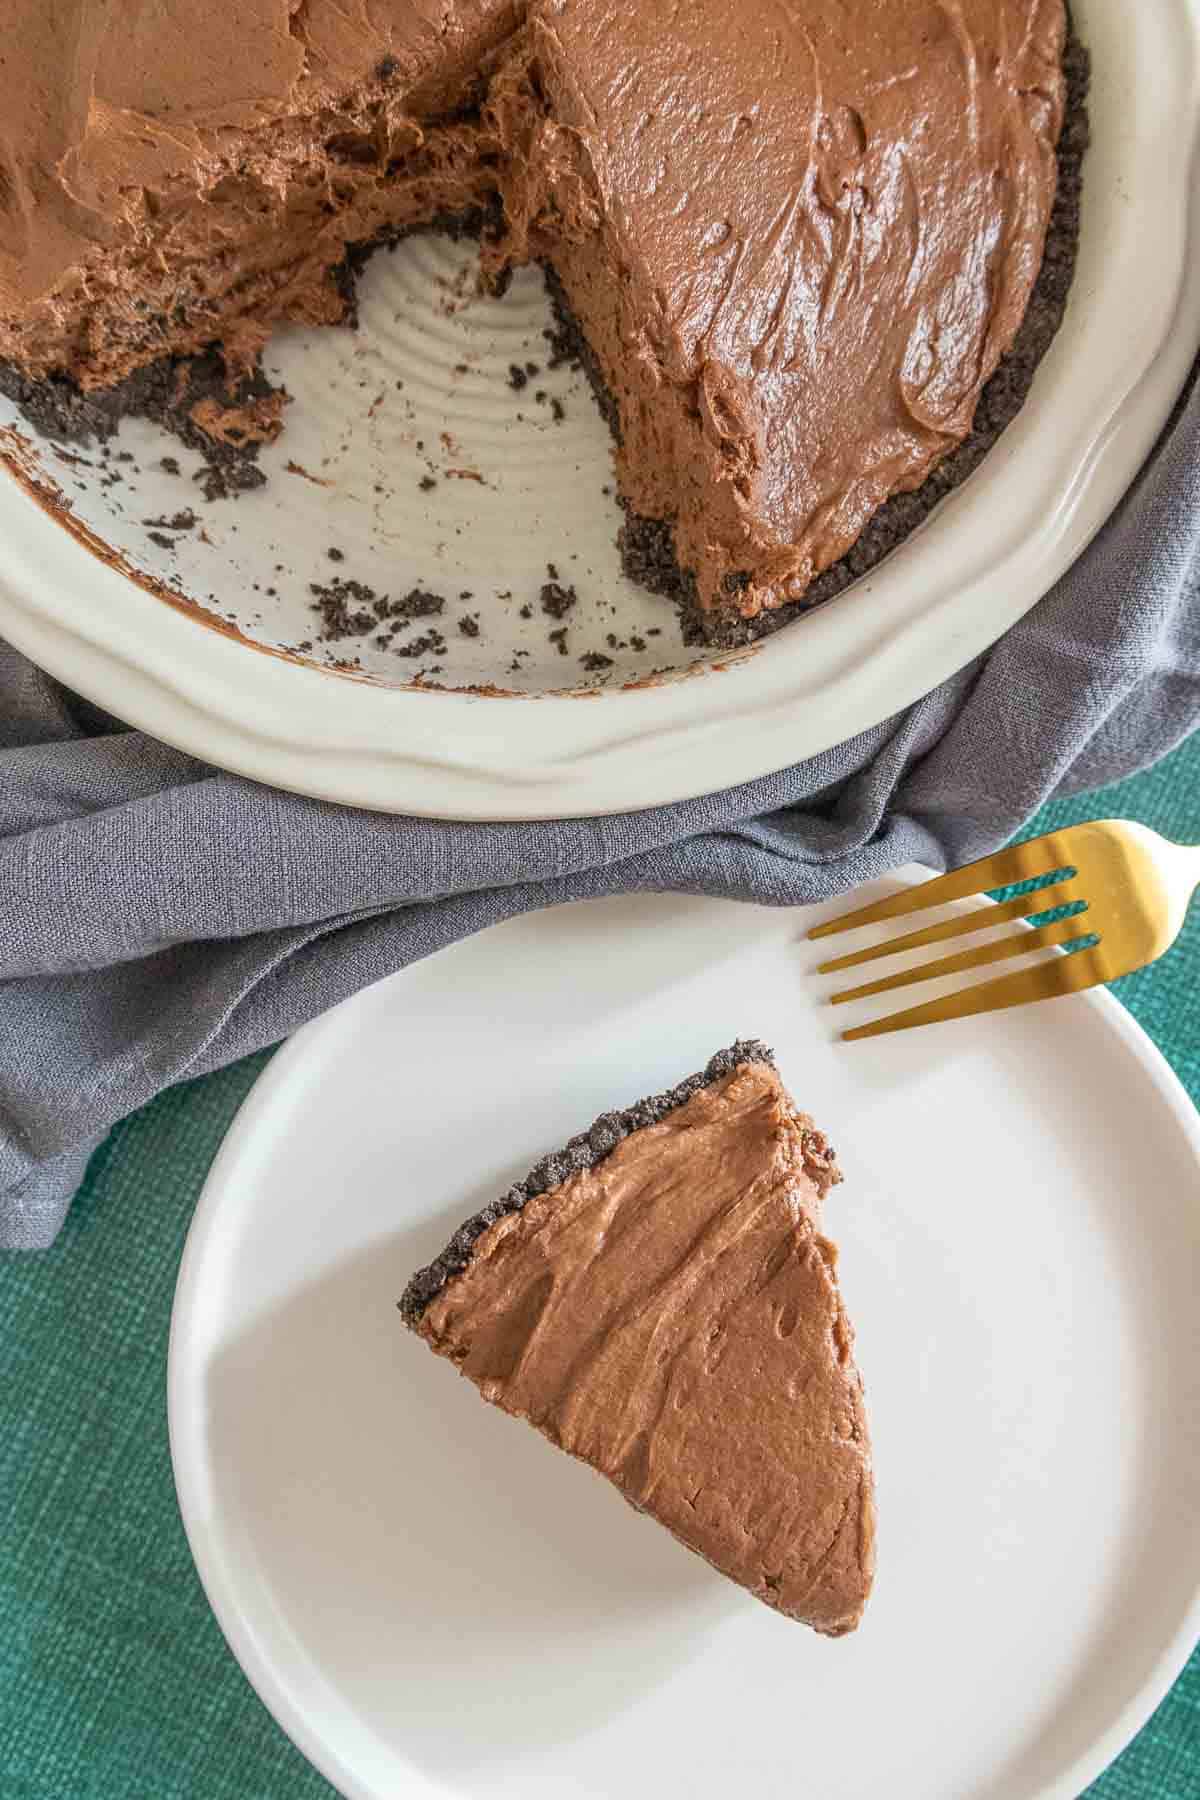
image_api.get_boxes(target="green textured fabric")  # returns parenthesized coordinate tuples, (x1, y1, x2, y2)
(2, 746, 1198, 1800)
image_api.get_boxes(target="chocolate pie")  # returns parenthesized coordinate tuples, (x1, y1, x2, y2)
(0, 2, 1083, 634)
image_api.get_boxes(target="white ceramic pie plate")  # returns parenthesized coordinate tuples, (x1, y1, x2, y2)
(168, 886, 1200, 1800)
(2, 0, 1199, 820)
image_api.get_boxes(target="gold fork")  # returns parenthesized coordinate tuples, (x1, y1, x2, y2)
(810, 820, 1200, 1042)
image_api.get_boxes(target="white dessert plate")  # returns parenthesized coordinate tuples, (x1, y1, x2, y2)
(2, 0, 1200, 819)
(169, 885, 1200, 1800)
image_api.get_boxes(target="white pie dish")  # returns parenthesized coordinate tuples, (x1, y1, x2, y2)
(1, 0, 1198, 821)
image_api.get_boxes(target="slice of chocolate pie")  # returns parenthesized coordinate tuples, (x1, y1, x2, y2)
(401, 1041, 875, 1634)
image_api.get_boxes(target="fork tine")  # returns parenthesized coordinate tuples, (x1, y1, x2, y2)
(840, 945, 1109, 1041)
(807, 847, 1075, 940)
(829, 915, 1095, 1005)
(815, 893, 1076, 974)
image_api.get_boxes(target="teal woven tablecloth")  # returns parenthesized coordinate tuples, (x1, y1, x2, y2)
(2, 746, 1198, 1800)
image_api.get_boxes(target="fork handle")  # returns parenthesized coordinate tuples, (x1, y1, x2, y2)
(1145, 828, 1200, 955)
(1166, 838, 1200, 900)
(1106, 822, 1200, 961)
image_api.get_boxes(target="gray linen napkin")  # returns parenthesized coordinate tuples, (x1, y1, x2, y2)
(2, 355, 1198, 1249)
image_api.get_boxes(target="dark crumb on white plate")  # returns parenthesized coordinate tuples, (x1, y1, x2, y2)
(540, 580, 576, 620)
(310, 579, 447, 641)
(393, 628, 447, 659)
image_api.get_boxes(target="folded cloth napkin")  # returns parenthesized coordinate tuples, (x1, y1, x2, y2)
(2, 356, 1198, 1249)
